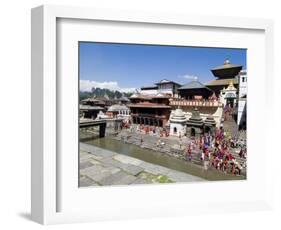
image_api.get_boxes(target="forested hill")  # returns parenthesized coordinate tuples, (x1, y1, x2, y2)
(80, 87, 133, 101)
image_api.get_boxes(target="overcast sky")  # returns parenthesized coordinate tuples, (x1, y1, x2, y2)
(79, 42, 246, 92)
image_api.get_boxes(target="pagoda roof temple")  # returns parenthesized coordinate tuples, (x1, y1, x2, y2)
(178, 80, 214, 99)
(205, 59, 242, 94)
(210, 59, 242, 79)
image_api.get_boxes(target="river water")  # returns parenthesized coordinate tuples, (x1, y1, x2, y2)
(81, 134, 244, 181)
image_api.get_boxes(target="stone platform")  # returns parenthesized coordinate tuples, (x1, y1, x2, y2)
(79, 142, 204, 187)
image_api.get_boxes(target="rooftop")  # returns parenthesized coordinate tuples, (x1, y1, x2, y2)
(155, 79, 181, 86)
(211, 59, 243, 79)
(80, 104, 104, 110)
(108, 104, 130, 112)
(117, 95, 130, 102)
(81, 97, 105, 104)
(178, 80, 213, 91)
(211, 59, 242, 71)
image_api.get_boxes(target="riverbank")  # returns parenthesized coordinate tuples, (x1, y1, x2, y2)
(82, 133, 245, 181)
(114, 130, 246, 178)
(80, 142, 204, 187)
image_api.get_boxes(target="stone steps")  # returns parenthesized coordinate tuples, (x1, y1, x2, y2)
(114, 131, 247, 176)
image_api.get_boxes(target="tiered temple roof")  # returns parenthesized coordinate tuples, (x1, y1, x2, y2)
(211, 59, 242, 79)
(205, 59, 242, 94)
(204, 115, 216, 127)
(170, 108, 187, 123)
(186, 108, 204, 127)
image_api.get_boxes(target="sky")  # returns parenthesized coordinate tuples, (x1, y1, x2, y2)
(79, 42, 246, 92)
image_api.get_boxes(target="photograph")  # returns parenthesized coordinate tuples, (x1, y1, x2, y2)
(78, 42, 247, 187)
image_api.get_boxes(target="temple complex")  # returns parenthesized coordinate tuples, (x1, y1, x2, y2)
(127, 79, 181, 127)
(169, 59, 247, 131)
(169, 107, 217, 137)
(79, 59, 246, 133)
(79, 43, 248, 183)
(128, 92, 171, 127)
(205, 59, 242, 95)
(170, 80, 223, 127)
(205, 59, 247, 130)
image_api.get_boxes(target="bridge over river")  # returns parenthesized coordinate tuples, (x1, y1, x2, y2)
(80, 119, 107, 138)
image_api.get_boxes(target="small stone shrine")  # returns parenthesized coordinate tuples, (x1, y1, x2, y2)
(186, 107, 204, 137)
(169, 108, 187, 137)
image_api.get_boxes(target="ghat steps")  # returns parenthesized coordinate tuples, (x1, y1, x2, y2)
(114, 130, 246, 176)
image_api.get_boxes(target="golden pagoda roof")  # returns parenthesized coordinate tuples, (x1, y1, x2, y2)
(205, 78, 238, 86)
(211, 59, 242, 71)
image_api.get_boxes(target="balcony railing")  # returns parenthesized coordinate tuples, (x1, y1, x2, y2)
(170, 99, 222, 107)
(131, 113, 166, 119)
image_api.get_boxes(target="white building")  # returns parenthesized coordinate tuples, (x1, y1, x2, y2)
(155, 79, 181, 97)
(140, 86, 158, 95)
(237, 70, 247, 129)
(106, 104, 130, 120)
(140, 79, 181, 97)
(219, 80, 238, 108)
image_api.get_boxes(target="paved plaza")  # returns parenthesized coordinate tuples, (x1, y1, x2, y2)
(79, 142, 205, 187)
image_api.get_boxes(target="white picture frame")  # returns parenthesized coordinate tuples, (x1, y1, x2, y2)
(31, 5, 274, 225)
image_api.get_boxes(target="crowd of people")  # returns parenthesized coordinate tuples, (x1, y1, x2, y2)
(184, 127, 246, 175)
(122, 122, 246, 176)
(130, 124, 170, 137)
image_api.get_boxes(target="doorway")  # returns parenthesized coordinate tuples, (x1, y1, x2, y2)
(191, 128, 195, 137)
